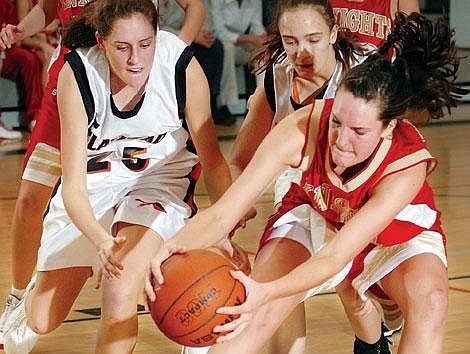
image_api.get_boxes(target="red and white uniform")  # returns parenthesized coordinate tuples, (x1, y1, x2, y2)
(329, 0, 398, 49)
(261, 99, 447, 299)
(23, 0, 92, 186)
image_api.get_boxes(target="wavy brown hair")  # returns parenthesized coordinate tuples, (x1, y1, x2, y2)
(340, 12, 468, 124)
(63, 0, 159, 50)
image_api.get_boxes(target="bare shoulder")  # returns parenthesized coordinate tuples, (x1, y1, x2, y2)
(274, 104, 312, 135)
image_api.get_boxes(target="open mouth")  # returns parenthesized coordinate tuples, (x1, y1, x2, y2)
(128, 67, 144, 74)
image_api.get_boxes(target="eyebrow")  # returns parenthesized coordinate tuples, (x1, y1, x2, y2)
(332, 114, 372, 131)
(282, 32, 323, 38)
(114, 36, 154, 44)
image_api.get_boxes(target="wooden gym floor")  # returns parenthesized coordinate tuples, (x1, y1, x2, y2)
(0, 105, 469, 353)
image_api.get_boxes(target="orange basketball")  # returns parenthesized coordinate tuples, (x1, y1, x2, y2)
(147, 249, 246, 347)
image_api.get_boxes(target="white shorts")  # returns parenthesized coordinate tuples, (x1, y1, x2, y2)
(351, 230, 447, 301)
(265, 204, 348, 298)
(265, 205, 447, 301)
(37, 157, 197, 271)
(273, 167, 302, 207)
(22, 143, 61, 187)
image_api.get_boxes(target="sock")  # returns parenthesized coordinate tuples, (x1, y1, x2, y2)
(353, 324, 391, 354)
(10, 286, 25, 299)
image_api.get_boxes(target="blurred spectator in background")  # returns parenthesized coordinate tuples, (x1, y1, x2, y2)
(17, 0, 59, 89)
(0, 0, 43, 139)
(160, 0, 230, 125)
(262, 0, 278, 27)
(210, 0, 266, 124)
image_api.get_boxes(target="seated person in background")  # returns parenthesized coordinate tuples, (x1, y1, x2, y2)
(210, 0, 266, 122)
(160, 0, 229, 125)
(0, 0, 43, 139)
(17, 0, 59, 90)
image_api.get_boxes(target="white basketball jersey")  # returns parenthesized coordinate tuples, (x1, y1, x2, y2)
(269, 51, 369, 127)
(65, 31, 196, 167)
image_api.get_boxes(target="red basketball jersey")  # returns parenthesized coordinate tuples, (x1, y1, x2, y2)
(265, 99, 444, 247)
(329, 0, 398, 49)
(57, 0, 91, 27)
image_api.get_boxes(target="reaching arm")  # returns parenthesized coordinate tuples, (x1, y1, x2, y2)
(184, 57, 231, 203)
(229, 85, 274, 181)
(174, 0, 206, 44)
(57, 63, 124, 278)
(167, 105, 309, 252)
(16, 0, 31, 20)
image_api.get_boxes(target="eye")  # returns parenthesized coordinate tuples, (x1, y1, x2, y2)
(117, 45, 128, 52)
(141, 42, 151, 49)
(282, 38, 296, 46)
(331, 117, 341, 126)
(354, 129, 367, 136)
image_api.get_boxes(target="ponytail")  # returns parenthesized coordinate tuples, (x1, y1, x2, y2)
(340, 12, 469, 124)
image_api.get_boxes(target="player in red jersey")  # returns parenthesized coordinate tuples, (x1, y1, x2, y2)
(0, 0, 206, 348)
(329, 0, 420, 49)
(148, 13, 467, 354)
(328, 0, 422, 337)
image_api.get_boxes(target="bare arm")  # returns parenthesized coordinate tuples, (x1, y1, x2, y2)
(174, 0, 206, 44)
(58, 64, 124, 277)
(184, 57, 231, 203)
(166, 106, 309, 251)
(398, 0, 420, 14)
(16, 0, 31, 20)
(57, 64, 111, 248)
(0, 0, 58, 49)
(229, 85, 274, 180)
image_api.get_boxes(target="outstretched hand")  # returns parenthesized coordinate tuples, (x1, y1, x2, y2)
(216, 238, 252, 275)
(144, 244, 186, 302)
(212, 270, 271, 342)
(95, 236, 126, 289)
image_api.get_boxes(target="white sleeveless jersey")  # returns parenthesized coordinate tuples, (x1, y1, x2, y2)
(66, 30, 195, 164)
(269, 50, 369, 127)
(38, 32, 201, 271)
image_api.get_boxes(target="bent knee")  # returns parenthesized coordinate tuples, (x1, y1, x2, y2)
(336, 282, 371, 316)
(16, 192, 48, 219)
(101, 287, 138, 324)
(29, 313, 60, 335)
(407, 287, 448, 325)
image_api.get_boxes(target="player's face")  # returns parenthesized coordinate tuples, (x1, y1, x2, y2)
(98, 13, 156, 89)
(279, 7, 337, 81)
(328, 89, 396, 169)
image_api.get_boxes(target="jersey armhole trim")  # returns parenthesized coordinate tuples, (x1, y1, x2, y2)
(64, 50, 95, 124)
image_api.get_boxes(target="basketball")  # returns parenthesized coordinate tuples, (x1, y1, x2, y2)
(147, 249, 246, 347)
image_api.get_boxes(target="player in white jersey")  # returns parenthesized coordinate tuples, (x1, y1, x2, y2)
(1, 1, 249, 353)
(227, 1, 368, 352)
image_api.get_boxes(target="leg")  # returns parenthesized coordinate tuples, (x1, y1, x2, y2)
(2, 267, 90, 353)
(11, 180, 55, 290)
(95, 223, 163, 354)
(266, 303, 306, 354)
(26, 268, 92, 334)
(209, 238, 311, 354)
(336, 280, 382, 344)
(380, 254, 448, 354)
